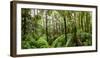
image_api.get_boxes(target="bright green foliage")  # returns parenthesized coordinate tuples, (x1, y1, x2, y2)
(21, 8, 92, 49)
(51, 34, 65, 47)
(36, 35, 49, 48)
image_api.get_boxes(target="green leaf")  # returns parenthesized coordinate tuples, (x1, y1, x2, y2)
(36, 35, 49, 48)
(51, 34, 65, 47)
(65, 33, 73, 47)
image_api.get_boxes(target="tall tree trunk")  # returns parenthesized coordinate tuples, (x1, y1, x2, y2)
(64, 17, 67, 43)
(46, 10, 48, 42)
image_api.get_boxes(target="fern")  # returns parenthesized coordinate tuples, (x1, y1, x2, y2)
(51, 34, 65, 47)
(65, 33, 73, 47)
(22, 34, 37, 49)
(76, 32, 92, 46)
(36, 35, 49, 48)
